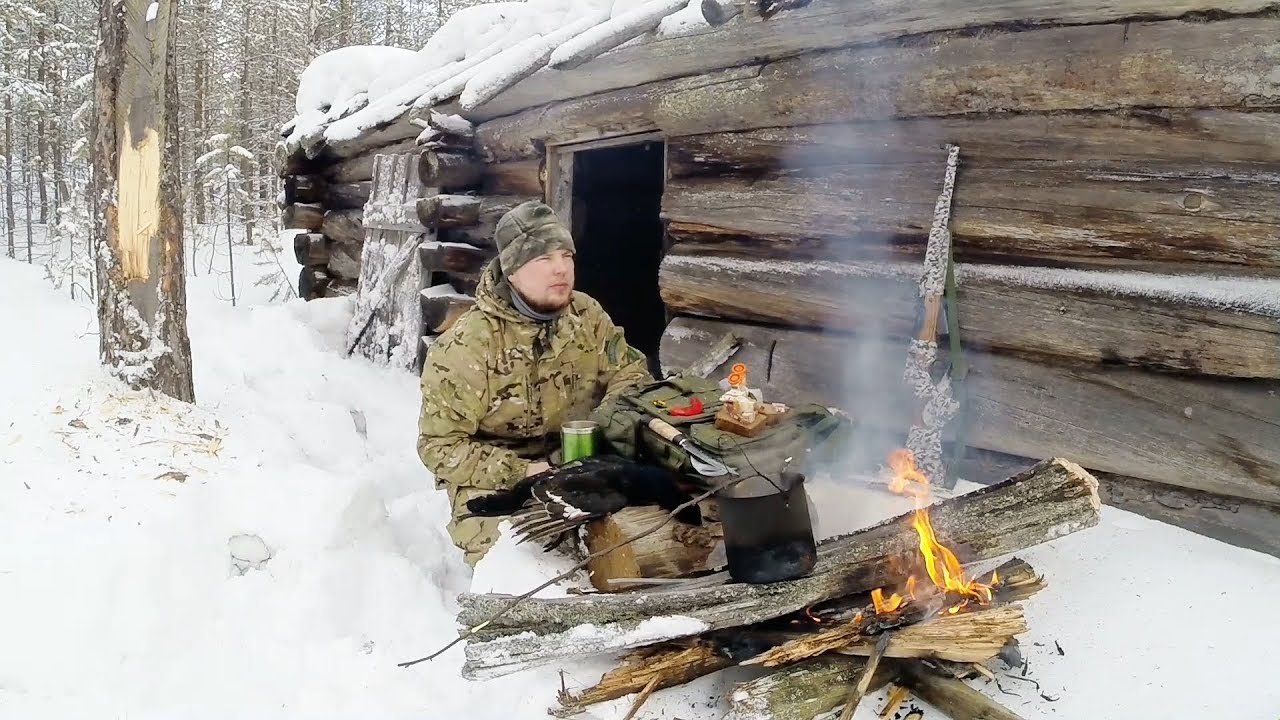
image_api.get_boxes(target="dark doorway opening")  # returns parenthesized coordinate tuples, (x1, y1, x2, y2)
(570, 141, 668, 372)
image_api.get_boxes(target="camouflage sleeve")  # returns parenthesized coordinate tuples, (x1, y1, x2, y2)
(416, 330, 530, 491)
(588, 301, 654, 407)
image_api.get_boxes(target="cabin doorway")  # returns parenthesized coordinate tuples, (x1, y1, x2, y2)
(551, 138, 668, 372)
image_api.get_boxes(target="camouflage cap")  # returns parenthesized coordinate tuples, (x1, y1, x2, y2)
(493, 201, 576, 277)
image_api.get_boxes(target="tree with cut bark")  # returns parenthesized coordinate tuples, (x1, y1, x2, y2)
(91, 0, 194, 402)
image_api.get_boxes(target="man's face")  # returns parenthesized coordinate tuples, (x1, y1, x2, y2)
(509, 248, 575, 313)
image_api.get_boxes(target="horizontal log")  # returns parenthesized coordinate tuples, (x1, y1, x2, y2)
(557, 641, 735, 715)
(419, 240, 492, 275)
(419, 150, 483, 191)
(321, 209, 364, 246)
(323, 114, 421, 159)
(323, 138, 419, 184)
(658, 251, 1280, 378)
(482, 159, 543, 197)
(468, 0, 1277, 122)
(420, 291, 475, 334)
(323, 180, 372, 210)
(416, 194, 481, 228)
(292, 232, 328, 266)
(476, 17, 1280, 160)
(899, 663, 1027, 720)
(297, 266, 331, 300)
(666, 111, 1280, 177)
(661, 161, 1280, 273)
(283, 175, 323, 205)
(660, 316, 1280, 503)
(441, 195, 533, 249)
(954, 447, 1280, 559)
(282, 202, 323, 232)
(457, 458, 1101, 678)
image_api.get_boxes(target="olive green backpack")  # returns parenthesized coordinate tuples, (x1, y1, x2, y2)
(589, 374, 846, 486)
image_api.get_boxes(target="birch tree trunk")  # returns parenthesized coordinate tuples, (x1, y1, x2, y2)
(92, 0, 195, 403)
(3, 16, 15, 259)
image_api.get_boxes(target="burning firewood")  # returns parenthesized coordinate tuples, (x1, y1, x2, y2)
(553, 640, 734, 716)
(456, 456, 1097, 679)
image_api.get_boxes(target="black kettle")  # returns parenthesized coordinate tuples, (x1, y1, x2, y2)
(716, 470, 817, 584)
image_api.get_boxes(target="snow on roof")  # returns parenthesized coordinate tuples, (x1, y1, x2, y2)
(285, 0, 705, 152)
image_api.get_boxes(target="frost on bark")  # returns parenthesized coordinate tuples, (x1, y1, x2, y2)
(92, 0, 194, 402)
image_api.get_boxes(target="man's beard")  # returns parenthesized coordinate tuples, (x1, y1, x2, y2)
(526, 292, 571, 313)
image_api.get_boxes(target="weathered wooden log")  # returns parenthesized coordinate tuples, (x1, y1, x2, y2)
(467, 0, 1277, 123)
(323, 138, 419, 184)
(283, 175, 323, 205)
(666, 111, 1280, 177)
(297, 266, 331, 300)
(456, 457, 1101, 678)
(660, 316, 1280, 503)
(416, 194, 481, 228)
(660, 162, 1280, 274)
(476, 17, 1280, 158)
(282, 202, 323, 232)
(323, 180, 372, 210)
(323, 115, 422, 159)
(955, 447, 1280, 559)
(657, 250, 1280, 378)
(419, 150, 483, 191)
(725, 656, 891, 720)
(321, 209, 364, 246)
(292, 232, 328, 267)
(420, 292, 475, 334)
(548, 0, 688, 71)
(327, 239, 362, 280)
(557, 641, 735, 716)
(582, 506, 720, 592)
(899, 663, 1027, 720)
(482, 159, 543, 197)
(275, 141, 315, 177)
(419, 240, 491, 275)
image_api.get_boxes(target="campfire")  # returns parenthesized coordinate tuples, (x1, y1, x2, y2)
(444, 453, 1102, 720)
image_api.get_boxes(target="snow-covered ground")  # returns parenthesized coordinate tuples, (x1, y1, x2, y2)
(2, 239, 1279, 719)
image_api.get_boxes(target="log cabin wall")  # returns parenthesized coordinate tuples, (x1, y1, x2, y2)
(278, 0, 1280, 554)
(466, 1, 1280, 554)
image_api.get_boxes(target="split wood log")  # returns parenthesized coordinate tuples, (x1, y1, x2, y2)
(724, 656, 892, 720)
(416, 194, 481, 228)
(475, 18, 1280, 157)
(323, 138, 419, 184)
(467, 0, 1279, 123)
(321, 209, 364, 247)
(582, 506, 720, 592)
(557, 641, 736, 716)
(838, 632, 892, 720)
(455, 457, 1101, 678)
(419, 240, 491, 275)
(547, 0, 688, 71)
(282, 203, 323, 232)
(323, 114, 421, 159)
(323, 180, 372, 210)
(292, 232, 328, 267)
(482, 159, 543, 197)
(420, 292, 475, 334)
(660, 163, 1280, 274)
(899, 663, 1027, 720)
(418, 150, 482, 192)
(283, 175, 323, 205)
(657, 246, 1280, 379)
(659, 316, 1280, 503)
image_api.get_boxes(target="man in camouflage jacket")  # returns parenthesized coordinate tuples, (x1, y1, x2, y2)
(417, 201, 653, 566)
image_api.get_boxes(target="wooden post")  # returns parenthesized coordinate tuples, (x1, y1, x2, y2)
(91, 0, 194, 402)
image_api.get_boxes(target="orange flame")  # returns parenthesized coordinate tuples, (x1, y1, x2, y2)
(870, 449, 997, 615)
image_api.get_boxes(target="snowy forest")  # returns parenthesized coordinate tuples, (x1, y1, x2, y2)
(0, 0, 486, 300)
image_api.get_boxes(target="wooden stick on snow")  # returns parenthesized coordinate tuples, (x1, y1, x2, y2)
(839, 631, 892, 720)
(903, 143, 961, 484)
(900, 662, 1028, 720)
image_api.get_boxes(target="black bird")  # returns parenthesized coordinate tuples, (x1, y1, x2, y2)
(462, 455, 703, 550)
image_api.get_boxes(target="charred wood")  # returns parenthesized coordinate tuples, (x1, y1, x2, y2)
(283, 175, 323, 205)
(292, 232, 328, 267)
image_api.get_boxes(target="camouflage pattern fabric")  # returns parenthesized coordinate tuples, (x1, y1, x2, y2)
(494, 201, 577, 278)
(417, 259, 652, 565)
